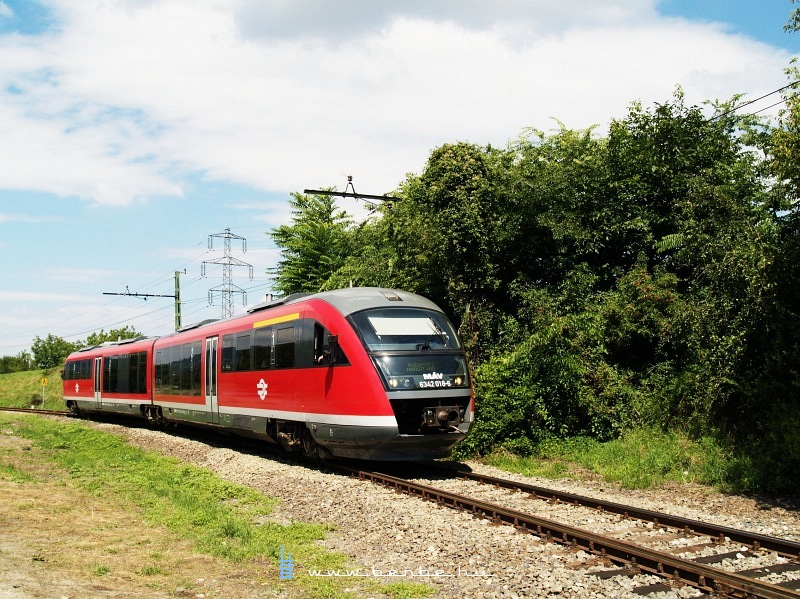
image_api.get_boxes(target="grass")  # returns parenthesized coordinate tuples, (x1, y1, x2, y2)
(485, 428, 731, 490)
(0, 366, 64, 410)
(0, 412, 405, 598)
(0, 369, 442, 596)
(381, 582, 437, 598)
(10, 414, 331, 561)
(0, 459, 38, 483)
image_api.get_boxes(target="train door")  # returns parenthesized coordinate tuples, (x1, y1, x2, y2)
(205, 336, 219, 424)
(93, 356, 102, 408)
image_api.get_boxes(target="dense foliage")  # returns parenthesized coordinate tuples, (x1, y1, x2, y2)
(0, 351, 34, 374)
(31, 334, 81, 370)
(270, 82, 800, 492)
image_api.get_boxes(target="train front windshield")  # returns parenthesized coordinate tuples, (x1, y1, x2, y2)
(349, 308, 470, 390)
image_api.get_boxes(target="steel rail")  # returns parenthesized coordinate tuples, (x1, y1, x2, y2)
(352, 468, 800, 599)
(446, 468, 800, 559)
(0, 406, 71, 416)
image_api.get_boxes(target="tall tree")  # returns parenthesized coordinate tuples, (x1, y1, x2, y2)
(31, 334, 78, 369)
(269, 192, 353, 295)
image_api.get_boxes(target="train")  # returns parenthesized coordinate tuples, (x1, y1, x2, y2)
(61, 287, 474, 460)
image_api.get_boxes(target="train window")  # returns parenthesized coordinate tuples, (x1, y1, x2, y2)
(276, 326, 293, 344)
(157, 347, 172, 395)
(103, 356, 118, 393)
(155, 344, 200, 395)
(191, 341, 202, 396)
(349, 308, 461, 352)
(313, 323, 349, 365)
(98, 352, 147, 394)
(254, 327, 273, 370)
(181, 343, 193, 391)
(275, 325, 295, 369)
(117, 354, 130, 393)
(313, 323, 325, 364)
(134, 351, 148, 394)
(170, 345, 181, 392)
(221, 335, 234, 372)
(124, 353, 136, 393)
(65, 358, 92, 380)
(235, 332, 252, 371)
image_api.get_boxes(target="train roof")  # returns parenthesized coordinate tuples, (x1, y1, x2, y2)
(316, 287, 442, 316)
(177, 318, 219, 333)
(70, 289, 446, 353)
(248, 287, 442, 318)
(74, 335, 156, 353)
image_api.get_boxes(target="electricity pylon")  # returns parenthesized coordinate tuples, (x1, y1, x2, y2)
(201, 228, 253, 319)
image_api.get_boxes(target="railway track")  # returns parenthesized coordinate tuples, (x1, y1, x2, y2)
(0, 406, 72, 417)
(338, 464, 800, 598)
(440, 466, 800, 559)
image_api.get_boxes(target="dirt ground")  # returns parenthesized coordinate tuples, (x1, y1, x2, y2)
(0, 429, 293, 599)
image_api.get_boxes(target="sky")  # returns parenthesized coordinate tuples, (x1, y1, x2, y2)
(1, 0, 799, 357)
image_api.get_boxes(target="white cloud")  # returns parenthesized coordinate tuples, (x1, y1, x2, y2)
(233, 0, 659, 41)
(0, 0, 793, 207)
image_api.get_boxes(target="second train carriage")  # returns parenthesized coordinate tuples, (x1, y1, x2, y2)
(62, 288, 473, 460)
(62, 336, 156, 415)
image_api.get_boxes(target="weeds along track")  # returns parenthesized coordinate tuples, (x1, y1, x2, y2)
(336, 463, 800, 599)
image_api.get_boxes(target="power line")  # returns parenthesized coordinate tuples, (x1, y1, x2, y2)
(711, 80, 800, 121)
(746, 99, 789, 117)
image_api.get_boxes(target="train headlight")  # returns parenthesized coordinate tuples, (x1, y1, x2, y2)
(390, 378, 399, 388)
(453, 376, 464, 386)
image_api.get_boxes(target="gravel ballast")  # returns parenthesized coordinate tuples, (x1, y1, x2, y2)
(99, 422, 799, 599)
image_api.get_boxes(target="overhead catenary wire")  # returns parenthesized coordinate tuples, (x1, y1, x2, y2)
(7, 221, 278, 351)
(746, 99, 790, 117)
(710, 80, 800, 121)
(4, 269, 268, 356)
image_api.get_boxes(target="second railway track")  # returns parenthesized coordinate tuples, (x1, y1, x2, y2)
(337, 463, 800, 598)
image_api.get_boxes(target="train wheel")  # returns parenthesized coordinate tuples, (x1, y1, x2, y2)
(301, 427, 319, 459)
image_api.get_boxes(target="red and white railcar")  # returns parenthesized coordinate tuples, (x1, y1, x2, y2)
(62, 336, 156, 415)
(62, 288, 473, 460)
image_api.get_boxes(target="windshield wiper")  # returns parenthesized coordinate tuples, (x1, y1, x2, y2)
(419, 321, 448, 350)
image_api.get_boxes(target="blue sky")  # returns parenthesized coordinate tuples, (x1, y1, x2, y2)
(1, 0, 798, 356)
